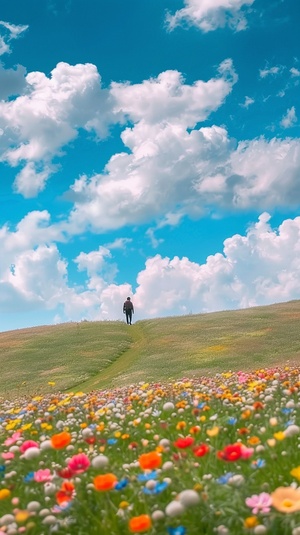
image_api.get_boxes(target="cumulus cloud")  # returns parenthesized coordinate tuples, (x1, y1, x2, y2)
(166, 0, 255, 33)
(0, 64, 27, 100)
(280, 106, 297, 129)
(67, 124, 300, 233)
(0, 20, 28, 56)
(132, 213, 300, 317)
(0, 62, 114, 196)
(2, 213, 300, 322)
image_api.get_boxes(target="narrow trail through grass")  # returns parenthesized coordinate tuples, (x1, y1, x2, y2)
(70, 322, 146, 392)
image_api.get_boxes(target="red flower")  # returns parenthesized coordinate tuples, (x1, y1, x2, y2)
(193, 444, 210, 457)
(56, 467, 74, 479)
(217, 443, 243, 461)
(174, 437, 195, 449)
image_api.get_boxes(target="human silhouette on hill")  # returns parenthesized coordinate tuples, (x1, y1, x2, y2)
(123, 296, 134, 325)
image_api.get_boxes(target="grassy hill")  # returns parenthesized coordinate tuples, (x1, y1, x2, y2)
(1, 300, 300, 397)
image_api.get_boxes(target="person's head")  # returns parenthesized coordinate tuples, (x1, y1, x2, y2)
(127, 297, 131, 300)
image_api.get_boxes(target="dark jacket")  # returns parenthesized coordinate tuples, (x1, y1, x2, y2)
(123, 300, 134, 313)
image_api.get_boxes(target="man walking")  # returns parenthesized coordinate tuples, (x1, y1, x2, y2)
(123, 296, 134, 325)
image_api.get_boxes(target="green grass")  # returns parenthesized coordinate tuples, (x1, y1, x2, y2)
(1, 300, 300, 397)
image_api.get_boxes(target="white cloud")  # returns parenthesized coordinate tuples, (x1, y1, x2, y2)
(166, 0, 255, 32)
(0, 62, 114, 196)
(0, 20, 28, 56)
(2, 213, 300, 323)
(111, 59, 237, 128)
(290, 67, 300, 77)
(0, 64, 27, 99)
(259, 65, 282, 78)
(240, 95, 254, 108)
(280, 106, 297, 129)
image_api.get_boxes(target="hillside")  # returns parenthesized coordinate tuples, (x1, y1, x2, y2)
(1, 300, 300, 397)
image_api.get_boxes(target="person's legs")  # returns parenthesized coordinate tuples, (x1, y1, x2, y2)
(126, 310, 130, 324)
(128, 310, 132, 325)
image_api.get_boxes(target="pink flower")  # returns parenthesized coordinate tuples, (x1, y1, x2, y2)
(245, 492, 272, 514)
(240, 445, 254, 460)
(67, 453, 90, 474)
(19, 440, 39, 453)
(1, 452, 14, 460)
(34, 469, 53, 483)
(4, 432, 22, 446)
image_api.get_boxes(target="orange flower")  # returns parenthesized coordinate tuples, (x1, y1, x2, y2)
(51, 431, 71, 449)
(138, 451, 162, 470)
(247, 436, 260, 446)
(56, 481, 75, 505)
(244, 516, 259, 528)
(271, 486, 300, 513)
(93, 473, 117, 491)
(129, 514, 152, 533)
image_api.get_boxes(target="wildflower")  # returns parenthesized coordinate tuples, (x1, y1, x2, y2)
(143, 481, 168, 494)
(174, 437, 194, 449)
(4, 431, 22, 446)
(1, 452, 14, 460)
(167, 527, 186, 535)
(178, 489, 200, 507)
(0, 488, 11, 500)
(165, 500, 185, 517)
(51, 432, 71, 449)
(244, 516, 259, 528)
(217, 444, 242, 461)
(207, 426, 220, 437)
(138, 451, 162, 470)
(67, 453, 90, 474)
(291, 467, 300, 481)
(91, 455, 109, 469)
(271, 486, 300, 513)
(56, 481, 75, 505)
(34, 469, 53, 483)
(19, 440, 39, 453)
(245, 493, 272, 514)
(193, 444, 209, 457)
(138, 470, 157, 482)
(56, 467, 74, 479)
(94, 473, 118, 491)
(128, 514, 152, 533)
(115, 478, 129, 490)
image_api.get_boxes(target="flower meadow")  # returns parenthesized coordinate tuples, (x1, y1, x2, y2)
(1, 368, 300, 534)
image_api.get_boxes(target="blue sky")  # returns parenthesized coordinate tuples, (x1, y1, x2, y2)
(0, 0, 300, 331)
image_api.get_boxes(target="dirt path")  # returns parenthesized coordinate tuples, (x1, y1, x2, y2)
(70, 322, 146, 392)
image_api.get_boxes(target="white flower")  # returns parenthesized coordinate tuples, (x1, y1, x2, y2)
(254, 526, 267, 534)
(284, 425, 300, 438)
(40, 440, 52, 450)
(228, 475, 245, 487)
(178, 489, 200, 507)
(163, 402, 174, 411)
(162, 461, 173, 471)
(42, 515, 58, 525)
(27, 501, 41, 512)
(92, 455, 109, 469)
(151, 510, 165, 521)
(165, 500, 185, 517)
(24, 447, 40, 460)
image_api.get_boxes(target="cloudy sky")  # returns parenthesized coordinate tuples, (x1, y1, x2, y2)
(0, 0, 300, 331)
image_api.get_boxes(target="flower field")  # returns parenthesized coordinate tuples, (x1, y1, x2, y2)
(1, 367, 300, 534)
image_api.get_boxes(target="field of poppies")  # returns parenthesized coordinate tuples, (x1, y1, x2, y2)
(1, 366, 300, 535)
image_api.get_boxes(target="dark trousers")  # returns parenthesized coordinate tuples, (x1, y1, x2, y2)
(125, 310, 132, 324)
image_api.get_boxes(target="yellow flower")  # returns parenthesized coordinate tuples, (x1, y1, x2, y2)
(48, 381, 56, 386)
(206, 426, 220, 437)
(119, 501, 130, 509)
(271, 486, 300, 513)
(0, 489, 11, 500)
(244, 516, 259, 528)
(114, 431, 121, 438)
(15, 511, 30, 523)
(291, 467, 300, 481)
(274, 431, 285, 441)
